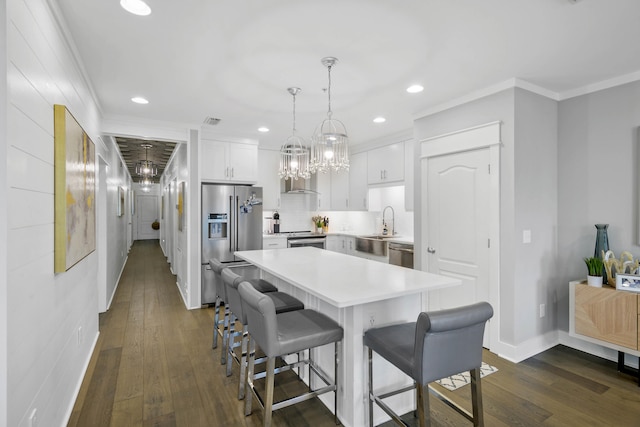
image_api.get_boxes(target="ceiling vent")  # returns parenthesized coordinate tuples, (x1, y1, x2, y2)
(203, 117, 222, 126)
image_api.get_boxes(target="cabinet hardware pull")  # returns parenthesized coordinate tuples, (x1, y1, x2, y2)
(427, 247, 436, 254)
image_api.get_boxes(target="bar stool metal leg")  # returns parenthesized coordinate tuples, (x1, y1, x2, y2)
(238, 324, 249, 399)
(212, 296, 220, 349)
(227, 314, 237, 376)
(264, 357, 276, 427)
(470, 367, 483, 427)
(221, 308, 230, 365)
(417, 383, 429, 427)
(245, 337, 256, 417)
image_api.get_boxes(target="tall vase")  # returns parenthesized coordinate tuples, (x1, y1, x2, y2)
(594, 224, 609, 284)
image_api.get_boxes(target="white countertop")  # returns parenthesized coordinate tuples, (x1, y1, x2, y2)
(235, 247, 458, 307)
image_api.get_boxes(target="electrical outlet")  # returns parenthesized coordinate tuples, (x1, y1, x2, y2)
(28, 408, 38, 427)
(539, 303, 546, 318)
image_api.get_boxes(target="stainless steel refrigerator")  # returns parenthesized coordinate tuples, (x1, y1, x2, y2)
(201, 183, 263, 304)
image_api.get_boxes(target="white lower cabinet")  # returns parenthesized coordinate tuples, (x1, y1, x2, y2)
(263, 237, 287, 249)
(326, 235, 356, 255)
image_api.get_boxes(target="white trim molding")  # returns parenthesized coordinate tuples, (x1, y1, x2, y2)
(419, 121, 502, 354)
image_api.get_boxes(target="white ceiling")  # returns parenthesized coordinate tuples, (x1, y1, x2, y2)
(56, 0, 640, 150)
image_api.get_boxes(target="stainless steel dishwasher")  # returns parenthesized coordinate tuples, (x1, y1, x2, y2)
(388, 242, 414, 269)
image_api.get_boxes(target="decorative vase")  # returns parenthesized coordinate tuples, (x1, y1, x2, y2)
(587, 275, 603, 287)
(317, 227, 323, 234)
(594, 224, 610, 284)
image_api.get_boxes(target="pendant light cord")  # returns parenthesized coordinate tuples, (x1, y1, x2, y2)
(327, 64, 333, 118)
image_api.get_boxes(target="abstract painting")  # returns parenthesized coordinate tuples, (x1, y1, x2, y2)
(54, 105, 96, 273)
(178, 181, 185, 231)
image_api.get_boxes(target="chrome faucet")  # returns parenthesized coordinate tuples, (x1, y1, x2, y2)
(382, 205, 395, 235)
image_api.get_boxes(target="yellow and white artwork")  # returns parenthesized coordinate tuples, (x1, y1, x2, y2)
(54, 105, 96, 273)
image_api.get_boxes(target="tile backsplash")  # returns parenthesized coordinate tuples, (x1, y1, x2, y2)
(263, 185, 414, 238)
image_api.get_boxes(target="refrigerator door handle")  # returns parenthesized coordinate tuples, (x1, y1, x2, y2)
(235, 195, 239, 252)
(229, 195, 233, 253)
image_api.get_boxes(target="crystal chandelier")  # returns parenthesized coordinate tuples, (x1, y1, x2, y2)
(309, 57, 349, 174)
(279, 87, 310, 180)
(135, 143, 158, 177)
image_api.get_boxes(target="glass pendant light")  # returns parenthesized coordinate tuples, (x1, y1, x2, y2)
(310, 57, 349, 174)
(278, 87, 310, 180)
(135, 143, 158, 178)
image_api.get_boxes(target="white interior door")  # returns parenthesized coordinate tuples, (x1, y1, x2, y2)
(425, 148, 491, 342)
(136, 195, 159, 240)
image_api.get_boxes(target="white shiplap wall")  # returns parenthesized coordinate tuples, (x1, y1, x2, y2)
(6, 0, 129, 425)
(1, 1, 9, 426)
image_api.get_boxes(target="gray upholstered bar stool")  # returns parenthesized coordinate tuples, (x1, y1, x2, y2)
(364, 302, 493, 427)
(222, 268, 304, 399)
(239, 281, 344, 427)
(209, 258, 278, 365)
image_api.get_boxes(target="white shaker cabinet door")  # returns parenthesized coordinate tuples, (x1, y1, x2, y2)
(367, 142, 404, 184)
(257, 149, 281, 210)
(201, 140, 229, 181)
(349, 151, 368, 210)
(228, 143, 258, 182)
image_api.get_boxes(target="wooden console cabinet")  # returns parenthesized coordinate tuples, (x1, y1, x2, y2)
(574, 282, 638, 350)
(570, 280, 640, 386)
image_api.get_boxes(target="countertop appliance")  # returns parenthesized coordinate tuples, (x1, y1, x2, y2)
(201, 183, 263, 304)
(279, 231, 326, 249)
(388, 241, 414, 269)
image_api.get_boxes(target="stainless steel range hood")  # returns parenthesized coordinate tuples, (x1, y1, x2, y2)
(281, 176, 318, 194)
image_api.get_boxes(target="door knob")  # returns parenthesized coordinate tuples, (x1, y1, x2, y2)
(427, 247, 436, 254)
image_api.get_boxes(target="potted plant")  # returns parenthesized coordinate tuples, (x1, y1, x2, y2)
(584, 256, 604, 287)
(312, 215, 324, 233)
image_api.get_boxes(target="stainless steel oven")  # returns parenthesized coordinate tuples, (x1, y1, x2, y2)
(287, 236, 327, 249)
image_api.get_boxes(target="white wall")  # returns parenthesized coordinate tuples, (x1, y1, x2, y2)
(557, 81, 640, 331)
(6, 0, 129, 425)
(414, 88, 561, 360)
(1, 1, 8, 425)
(414, 89, 516, 354)
(162, 141, 191, 306)
(513, 89, 558, 344)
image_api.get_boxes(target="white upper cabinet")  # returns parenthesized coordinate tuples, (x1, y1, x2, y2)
(349, 152, 368, 211)
(201, 139, 258, 183)
(331, 171, 350, 211)
(367, 142, 404, 185)
(315, 171, 331, 210)
(257, 149, 281, 210)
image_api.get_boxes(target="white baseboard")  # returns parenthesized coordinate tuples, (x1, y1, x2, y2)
(105, 255, 128, 312)
(61, 331, 100, 427)
(493, 330, 560, 363)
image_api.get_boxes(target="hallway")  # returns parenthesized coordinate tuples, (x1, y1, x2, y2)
(67, 240, 336, 426)
(68, 240, 640, 427)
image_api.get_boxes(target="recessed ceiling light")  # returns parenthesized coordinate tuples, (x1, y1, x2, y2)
(120, 0, 151, 16)
(373, 117, 386, 124)
(131, 96, 149, 104)
(406, 84, 424, 94)
(258, 127, 269, 133)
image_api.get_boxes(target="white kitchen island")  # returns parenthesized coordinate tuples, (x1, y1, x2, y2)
(235, 247, 461, 427)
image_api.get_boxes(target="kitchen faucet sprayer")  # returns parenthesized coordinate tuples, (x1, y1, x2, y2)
(382, 206, 395, 236)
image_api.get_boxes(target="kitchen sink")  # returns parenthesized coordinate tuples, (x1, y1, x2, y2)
(355, 235, 397, 256)
(357, 234, 396, 240)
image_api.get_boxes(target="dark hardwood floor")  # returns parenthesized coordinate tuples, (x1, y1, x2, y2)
(68, 240, 640, 426)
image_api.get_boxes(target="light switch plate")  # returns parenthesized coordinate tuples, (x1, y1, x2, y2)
(523, 229, 531, 244)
